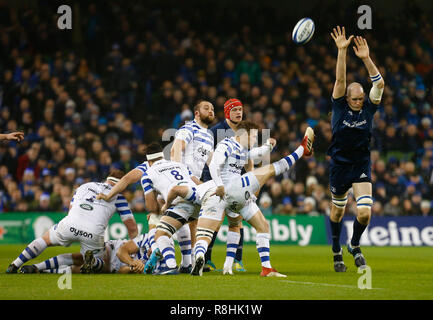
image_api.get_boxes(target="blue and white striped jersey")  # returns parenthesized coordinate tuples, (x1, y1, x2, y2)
(69, 181, 134, 235)
(132, 233, 151, 262)
(175, 119, 214, 179)
(134, 161, 149, 174)
(213, 137, 248, 185)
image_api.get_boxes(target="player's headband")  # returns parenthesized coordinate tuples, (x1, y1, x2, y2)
(107, 176, 120, 183)
(146, 152, 164, 161)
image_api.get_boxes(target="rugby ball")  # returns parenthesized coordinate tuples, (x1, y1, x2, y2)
(292, 18, 315, 44)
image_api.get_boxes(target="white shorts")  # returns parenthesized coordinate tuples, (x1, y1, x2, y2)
(105, 240, 128, 273)
(199, 193, 239, 222)
(167, 201, 196, 222)
(225, 172, 260, 212)
(49, 217, 105, 258)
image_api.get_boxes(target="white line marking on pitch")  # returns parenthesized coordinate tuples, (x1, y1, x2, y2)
(282, 280, 384, 290)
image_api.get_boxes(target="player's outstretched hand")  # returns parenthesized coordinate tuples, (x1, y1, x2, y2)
(353, 36, 370, 59)
(3, 131, 24, 142)
(330, 26, 353, 50)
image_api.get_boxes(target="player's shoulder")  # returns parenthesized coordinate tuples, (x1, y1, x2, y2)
(135, 161, 149, 173)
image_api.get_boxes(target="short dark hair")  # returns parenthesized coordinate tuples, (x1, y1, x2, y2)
(108, 168, 125, 180)
(145, 142, 163, 160)
(236, 120, 259, 133)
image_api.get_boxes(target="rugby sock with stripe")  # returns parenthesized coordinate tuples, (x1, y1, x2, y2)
(224, 231, 240, 269)
(35, 253, 73, 271)
(272, 146, 304, 176)
(156, 235, 177, 268)
(204, 231, 218, 262)
(92, 257, 104, 272)
(41, 266, 72, 274)
(329, 218, 343, 253)
(148, 228, 158, 253)
(235, 228, 244, 262)
(351, 218, 368, 247)
(176, 224, 192, 267)
(12, 238, 48, 268)
(256, 233, 272, 268)
(194, 239, 209, 259)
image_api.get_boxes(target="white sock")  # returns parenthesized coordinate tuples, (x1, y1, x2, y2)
(176, 224, 192, 267)
(42, 265, 72, 274)
(194, 239, 208, 259)
(256, 233, 272, 268)
(272, 146, 304, 175)
(224, 231, 240, 269)
(35, 253, 73, 270)
(156, 235, 177, 268)
(12, 238, 48, 267)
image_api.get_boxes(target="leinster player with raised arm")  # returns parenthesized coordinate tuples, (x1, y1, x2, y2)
(328, 27, 384, 272)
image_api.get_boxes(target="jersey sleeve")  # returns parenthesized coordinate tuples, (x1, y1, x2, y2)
(115, 194, 134, 221)
(133, 234, 146, 249)
(366, 96, 379, 114)
(135, 162, 148, 174)
(331, 96, 346, 112)
(215, 139, 233, 159)
(175, 125, 194, 144)
(140, 171, 154, 194)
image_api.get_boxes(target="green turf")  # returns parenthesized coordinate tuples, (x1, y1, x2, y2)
(0, 244, 432, 300)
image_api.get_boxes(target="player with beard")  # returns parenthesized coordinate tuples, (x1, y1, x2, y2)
(201, 98, 247, 272)
(170, 100, 215, 273)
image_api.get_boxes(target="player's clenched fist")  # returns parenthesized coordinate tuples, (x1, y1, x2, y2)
(330, 26, 354, 50)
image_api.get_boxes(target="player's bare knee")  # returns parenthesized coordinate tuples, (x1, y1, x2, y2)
(357, 207, 371, 224)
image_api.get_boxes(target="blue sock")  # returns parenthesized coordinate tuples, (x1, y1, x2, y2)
(351, 218, 368, 247)
(329, 218, 342, 253)
(235, 228, 244, 262)
(205, 231, 217, 261)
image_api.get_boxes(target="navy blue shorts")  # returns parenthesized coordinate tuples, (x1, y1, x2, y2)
(329, 159, 371, 195)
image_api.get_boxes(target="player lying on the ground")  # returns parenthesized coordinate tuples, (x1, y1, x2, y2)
(6, 170, 138, 274)
(22, 233, 171, 274)
(161, 122, 314, 277)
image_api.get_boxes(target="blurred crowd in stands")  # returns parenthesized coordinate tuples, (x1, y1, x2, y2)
(0, 1, 432, 216)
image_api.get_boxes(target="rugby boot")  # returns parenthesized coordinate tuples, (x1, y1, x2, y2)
(301, 127, 315, 156)
(347, 244, 367, 268)
(144, 248, 162, 274)
(20, 265, 40, 274)
(6, 263, 19, 274)
(80, 250, 95, 274)
(191, 255, 205, 276)
(334, 251, 347, 272)
(260, 267, 287, 277)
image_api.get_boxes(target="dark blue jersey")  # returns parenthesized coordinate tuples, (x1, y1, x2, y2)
(201, 119, 237, 181)
(327, 96, 378, 164)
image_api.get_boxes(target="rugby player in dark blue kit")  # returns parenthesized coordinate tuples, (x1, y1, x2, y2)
(328, 27, 384, 272)
(201, 98, 247, 272)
